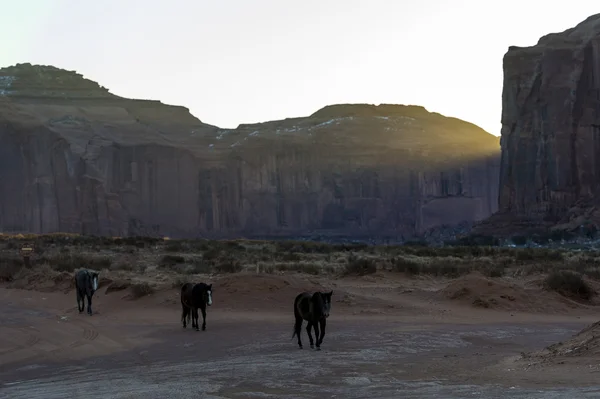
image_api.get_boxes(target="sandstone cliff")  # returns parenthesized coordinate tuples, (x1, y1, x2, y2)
(476, 14, 600, 236)
(0, 63, 500, 239)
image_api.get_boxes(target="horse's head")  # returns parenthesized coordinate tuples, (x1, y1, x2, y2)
(321, 290, 333, 318)
(204, 284, 213, 306)
(90, 271, 99, 292)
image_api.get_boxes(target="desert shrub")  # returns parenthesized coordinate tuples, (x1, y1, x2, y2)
(0, 256, 24, 281)
(580, 266, 600, 280)
(110, 262, 137, 272)
(202, 248, 221, 261)
(391, 255, 473, 277)
(3, 240, 18, 250)
(160, 255, 185, 267)
(188, 258, 214, 274)
(45, 253, 112, 272)
(120, 236, 160, 248)
(171, 276, 188, 289)
(294, 262, 324, 275)
(390, 256, 423, 275)
(165, 241, 185, 252)
(130, 282, 154, 298)
(281, 252, 301, 262)
(272, 261, 331, 275)
(485, 265, 505, 278)
(544, 270, 594, 300)
(425, 259, 472, 277)
(344, 254, 377, 275)
(214, 258, 243, 273)
(258, 263, 276, 274)
(514, 248, 564, 262)
(110, 255, 139, 271)
(274, 240, 368, 254)
(105, 279, 131, 294)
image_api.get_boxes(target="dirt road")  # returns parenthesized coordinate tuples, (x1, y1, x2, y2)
(2, 281, 600, 398)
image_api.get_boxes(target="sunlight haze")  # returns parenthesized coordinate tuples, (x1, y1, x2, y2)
(2, 0, 598, 136)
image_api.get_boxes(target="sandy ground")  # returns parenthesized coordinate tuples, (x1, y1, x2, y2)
(2, 271, 600, 398)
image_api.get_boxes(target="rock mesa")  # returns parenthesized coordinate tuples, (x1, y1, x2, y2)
(0, 63, 499, 239)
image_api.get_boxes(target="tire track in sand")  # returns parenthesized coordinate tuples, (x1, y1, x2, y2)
(0, 327, 42, 357)
(59, 318, 151, 368)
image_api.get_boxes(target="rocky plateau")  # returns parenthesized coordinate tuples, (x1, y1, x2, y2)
(0, 63, 500, 240)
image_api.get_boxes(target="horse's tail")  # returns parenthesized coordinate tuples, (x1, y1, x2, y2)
(292, 295, 302, 340)
(181, 290, 192, 325)
(292, 319, 301, 340)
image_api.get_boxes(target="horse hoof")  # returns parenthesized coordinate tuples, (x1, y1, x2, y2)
(310, 344, 314, 349)
(316, 347, 321, 351)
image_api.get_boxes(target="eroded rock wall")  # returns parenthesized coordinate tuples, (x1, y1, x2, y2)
(490, 14, 600, 234)
(0, 64, 500, 239)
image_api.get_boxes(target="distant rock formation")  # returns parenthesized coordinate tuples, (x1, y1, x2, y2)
(0, 63, 500, 239)
(476, 14, 600, 237)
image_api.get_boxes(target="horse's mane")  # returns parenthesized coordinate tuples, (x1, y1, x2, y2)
(190, 283, 211, 299)
(310, 292, 325, 313)
(194, 282, 210, 291)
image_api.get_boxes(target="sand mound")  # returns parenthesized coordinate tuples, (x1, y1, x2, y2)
(535, 321, 600, 360)
(6, 267, 120, 296)
(440, 272, 582, 313)
(213, 274, 328, 310)
(7, 268, 75, 292)
(510, 320, 600, 371)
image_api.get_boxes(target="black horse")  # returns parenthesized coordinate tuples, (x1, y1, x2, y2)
(75, 269, 99, 315)
(292, 290, 333, 350)
(180, 282, 213, 331)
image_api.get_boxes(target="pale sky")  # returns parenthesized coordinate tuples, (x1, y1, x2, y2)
(1, 1, 598, 136)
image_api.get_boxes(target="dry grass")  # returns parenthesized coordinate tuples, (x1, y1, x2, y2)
(2, 233, 600, 292)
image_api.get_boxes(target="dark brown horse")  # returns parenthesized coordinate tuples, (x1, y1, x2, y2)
(292, 290, 333, 350)
(180, 282, 213, 331)
(75, 269, 99, 315)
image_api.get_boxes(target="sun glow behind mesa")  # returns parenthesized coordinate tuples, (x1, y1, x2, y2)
(1, 0, 599, 136)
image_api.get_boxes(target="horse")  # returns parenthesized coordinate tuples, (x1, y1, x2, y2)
(180, 282, 213, 331)
(292, 290, 333, 350)
(75, 269, 99, 315)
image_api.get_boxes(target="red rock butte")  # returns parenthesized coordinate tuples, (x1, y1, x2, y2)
(476, 13, 600, 236)
(0, 63, 500, 239)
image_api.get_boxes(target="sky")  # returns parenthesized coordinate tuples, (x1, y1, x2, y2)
(1, 0, 599, 136)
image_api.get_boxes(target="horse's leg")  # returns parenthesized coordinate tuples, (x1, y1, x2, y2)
(200, 305, 207, 331)
(181, 304, 188, 328)
(193, 307, 199, 331)
(77, 290, 83, 313)
(318, 318, 326, 347)
(87, 294, 93, 315)
(306, 321, 314, 349)
(294, 317, 303, 349)
(293, 302, 304, 349)
(313, 321, 321, 350)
